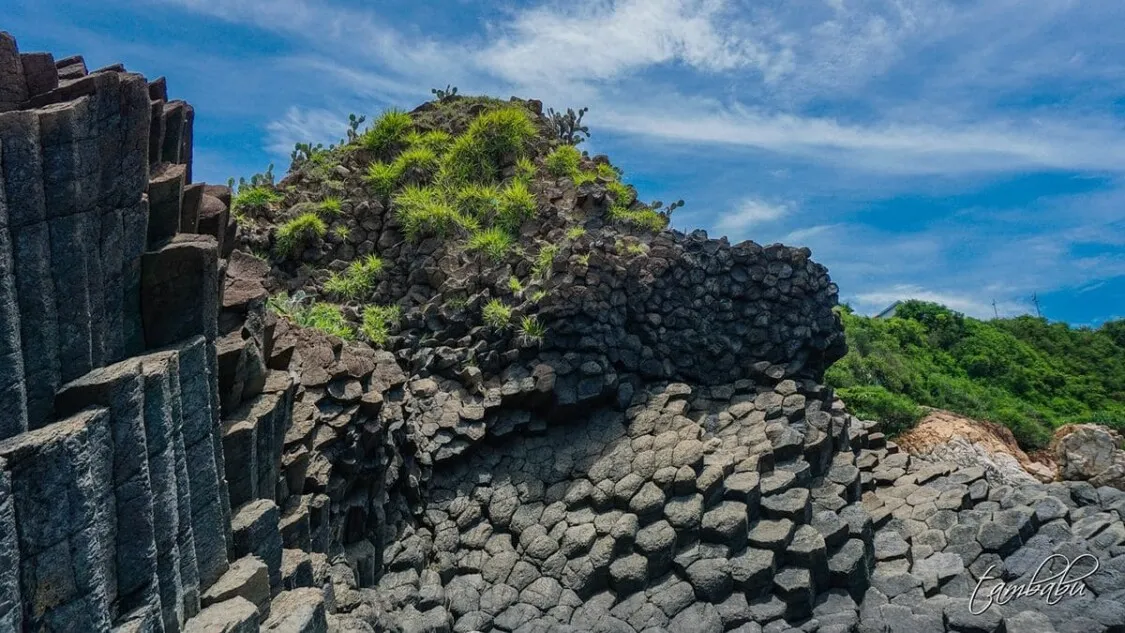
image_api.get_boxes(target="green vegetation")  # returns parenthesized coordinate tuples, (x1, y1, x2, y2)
(232, 185, 283, 217)
(275, 213, 327, 257)
(482, 299, 512, 329)
(359, 109, 413, 156)
(566, 227, 586, 240)
(393, 185, 478, 241)
(453, 184, 500, 222)
(333, 225, 350, 240)
(467, 227, 514, 262)
(360, 304, 402, 347)
(615, 239, 646, 256)
(440, 107, 537, 186)
(508, 276, 524, 293)
(318, 197, 343, 216)
(828, 301, 1125, 448)
(519, 315, 546, 340)
(324, 255, 384, 300)
(532, 244, 558, 280)
(267, 293, 354, 340)
(515, 156, 536, 181)
(366, 147, 440, 197)
(406, 129, 453, 154)
(530, 290, 547, 303)
(496, 180, 536, 231)
(545, 145, 581, 177)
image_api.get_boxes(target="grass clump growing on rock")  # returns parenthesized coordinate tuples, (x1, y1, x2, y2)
(482, 299, 512, 329)
(361, 304, 402, 347)
(406, 130, 453, 155)
(546, 145, 581, 177)
(269, 293, 355, 340)
(533, 244, 558, 280)
(318, 196, 343, 216)
(366, 147, 440, 197)
(324, 255, 384, 300)
(496, 180, 536, 231)
(275, 212, 327, 257)
(566, 227, 586, 240)
(360, 108, 413, 156)
(453, 183, 500, 221)
(519, 315, 546, 340)
(507, 276, 524, 293)
(394, 185, 478, 241)
(440, 107, 537, 186)
(232, 185, 283, 217)
(515, 156, 536, 181)
(467, 227, 514, 262)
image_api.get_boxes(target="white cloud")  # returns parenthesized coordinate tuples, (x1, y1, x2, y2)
(714, 198, 793, 237)
(264, 107, 351, 156)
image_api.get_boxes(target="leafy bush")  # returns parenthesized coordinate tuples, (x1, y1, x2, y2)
(482, 299, 511, 329)
(546, 145, 581, 178)
(359, 109, 413, 156)
(519, 315, 546, 340)
(361, 304, 402, 347)
(826, 301, 1125, 447)
(275, 213, 327, 257)
(393, 185, 478, 241)
(467, 227, 514, 262)
(496, 180, 536, 231)
(835, 386, 922, 437)
(324, 255, 384, 300)
(533, 244, 558, 280)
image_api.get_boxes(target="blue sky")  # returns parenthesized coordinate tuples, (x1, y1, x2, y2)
(7, 0, 1125, 325)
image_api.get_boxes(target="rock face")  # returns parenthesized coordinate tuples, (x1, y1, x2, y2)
(0, 30, 1122, 633)
(1053, 424, 1125, 489)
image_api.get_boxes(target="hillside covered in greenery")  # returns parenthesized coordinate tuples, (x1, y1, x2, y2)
(827, 301, 1125, 449)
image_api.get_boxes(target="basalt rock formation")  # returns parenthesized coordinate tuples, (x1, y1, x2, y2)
(0, 32, 1123, 633)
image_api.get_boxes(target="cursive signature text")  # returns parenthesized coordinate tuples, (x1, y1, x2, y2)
(969, 553, 1099, 614)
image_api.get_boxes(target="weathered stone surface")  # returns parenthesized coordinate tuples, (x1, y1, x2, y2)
(183, 597, 259, 633)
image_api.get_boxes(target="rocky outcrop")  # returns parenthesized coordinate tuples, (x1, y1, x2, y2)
(0, 30, 1122, 633)
(1053, 424, 1125, 490)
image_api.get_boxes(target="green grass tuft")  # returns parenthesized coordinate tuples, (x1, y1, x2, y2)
(359, 109, 413, 156)
(519, 315, 546, 340)
(508, 276, 524, 293)
(333, 225, 351, 240)
(406, 129, 453, 155)
(482, 299, 512, 329)
(608, 206, 668, 232)
(393, 185, 478, 241)
(318, 197, 343, 216)
(467, 227, 514, 262)
(269, 294, 355, 340)
(453, 183, 501, 221)
(366, 161, 401, 197)
(515, 156, 537, 181)
(574, 170, 599, 186)
(232, 186, 283, 216)
(361, 304, 402, 347)
(530, 290, 547, 303)
(275, 213, 327, 257)
(496, 180, 536, 232)
(533, 244, 559, 280)
(439, 107, 537, 187)
(566, 227, 586, 240)
(545, 145, 581, 178)
(324, 254, 384, 300)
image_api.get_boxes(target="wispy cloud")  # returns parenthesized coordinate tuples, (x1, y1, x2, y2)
(852, 284, 1030, 320)
(264, 107, 353, 156)
(714, 198, 793, 239)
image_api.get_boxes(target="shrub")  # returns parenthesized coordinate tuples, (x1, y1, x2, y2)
(232, 185, 283, 217)
(407, 129, 453, 155)
(519, 315, 546, 340)
(359, 108, 413, 156)
(496, 180, 536, 232)
(533, 244, 558, 280)
(467, 227, 514, 262)
(393, 185, 478, 241)
(361, 304, 402, 347)
(453, 183, 500, 221)
(566, 227, 586, 240)
(546, 145, 581, 178)
(482, 299, 511, 329)
(318, 197, 343, 216)
(835, 385, 922, 437)
(508, 276, 524, 293)
(275, 213, 327, 257)
(324, 255, 384, 300)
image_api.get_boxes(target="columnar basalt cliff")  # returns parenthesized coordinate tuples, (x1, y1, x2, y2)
(0, 32, 1124, 633)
